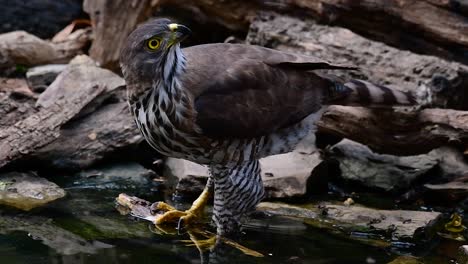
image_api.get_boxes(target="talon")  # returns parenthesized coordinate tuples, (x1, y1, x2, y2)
(177, 217, 184, 231)
(150, 201, 177, 215)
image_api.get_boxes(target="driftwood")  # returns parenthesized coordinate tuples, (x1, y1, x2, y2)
(0, 28, 91, 71)
(0, 56, 127, 170)
(318, 106, 468, 156)
(32, 100, 141, 171)
(0, 78, 38, 130)
(263, 0, 468, 64)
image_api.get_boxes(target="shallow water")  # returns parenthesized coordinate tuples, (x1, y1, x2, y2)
(0, 173, 460, 264)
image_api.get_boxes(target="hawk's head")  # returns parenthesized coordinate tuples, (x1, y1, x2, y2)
(120, 18, 191, 94)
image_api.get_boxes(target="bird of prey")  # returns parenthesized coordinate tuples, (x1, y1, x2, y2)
(120, 18, 415, 236)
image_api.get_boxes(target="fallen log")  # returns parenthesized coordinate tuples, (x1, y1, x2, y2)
(0, 28, 91, 72)
(264, 0, 468, 65)
(0, 78, 38, 130)
(0, 56, 124, 170)
(318, 106, 468, 156)
(32, 100, 142, 171)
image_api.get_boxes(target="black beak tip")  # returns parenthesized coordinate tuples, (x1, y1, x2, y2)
(178, 25, 192, 37)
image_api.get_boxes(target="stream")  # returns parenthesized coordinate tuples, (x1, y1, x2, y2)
(0, 171, 463, 264)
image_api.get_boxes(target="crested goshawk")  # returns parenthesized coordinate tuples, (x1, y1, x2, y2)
(120, 19, 415, 236)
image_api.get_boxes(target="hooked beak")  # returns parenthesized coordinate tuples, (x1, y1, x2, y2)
(168, 23, 191, 44)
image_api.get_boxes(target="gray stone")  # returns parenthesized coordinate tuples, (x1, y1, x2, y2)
(257, 202, 442, 240)
(71, 162, 156, 190)
(330, 139, 438, 191)
(26, 64, 67, 92)
(166, 151, 322, 199)
(0, 172, 65, 210)
(428, 146, 468, 180)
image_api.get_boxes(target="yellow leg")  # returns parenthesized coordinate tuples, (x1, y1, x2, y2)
(152, 187, 211, 227)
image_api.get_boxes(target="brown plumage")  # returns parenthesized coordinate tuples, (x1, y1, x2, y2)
(120, 18, 416, 236)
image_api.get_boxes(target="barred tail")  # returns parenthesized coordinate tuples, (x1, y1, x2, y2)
(328, 79, 417, 106)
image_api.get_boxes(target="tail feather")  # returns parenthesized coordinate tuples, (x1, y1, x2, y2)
(328, 79, 417, 106)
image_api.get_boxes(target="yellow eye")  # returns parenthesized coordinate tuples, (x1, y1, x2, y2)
(146, 37, 161, 50)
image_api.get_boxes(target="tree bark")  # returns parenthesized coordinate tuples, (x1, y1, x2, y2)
(318, 106, 468, 156)
(83, 0, 160, 71)
(0, 56, 122, 170)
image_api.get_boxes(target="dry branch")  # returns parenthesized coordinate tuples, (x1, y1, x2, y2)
(0, 28, 91, 70)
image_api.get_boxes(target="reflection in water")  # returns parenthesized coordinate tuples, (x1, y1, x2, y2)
(0, 174, 449, 264)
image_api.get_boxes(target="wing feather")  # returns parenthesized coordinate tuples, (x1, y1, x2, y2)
(180, 43, 354, 139)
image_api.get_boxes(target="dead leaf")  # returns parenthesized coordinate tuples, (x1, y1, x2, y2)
(52, 19, 91, 43)
(0, 78, 36, 98)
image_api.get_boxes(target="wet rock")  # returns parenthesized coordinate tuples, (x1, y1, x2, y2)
(168, 151, 322, 199)
(387, 256, 423, 264)
(26, 64, 67, 93)
(0, 215, 112, 255)
(428, 146, 468, 180)
(70, 162, 156, 190)
(458, 245, 468, 264)
(0, 172, 65, 210)
(422, 174, 468, 203)
(330, 139, 438, 192)
(257, 202, 442, 241)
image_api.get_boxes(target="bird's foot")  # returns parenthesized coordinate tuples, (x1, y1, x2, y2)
(150, 201, 205, 229)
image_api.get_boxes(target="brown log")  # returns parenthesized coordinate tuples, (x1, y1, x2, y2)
(31, 99, 142, 171)
(318, 106, 468, 155)
(0, 78, 38, 130)
(0, 29, 91, 71)
(0, 56, 123, 170)
(83, 0, 160, 71)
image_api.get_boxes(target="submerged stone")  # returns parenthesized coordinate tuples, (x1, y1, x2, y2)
(0, 172, 65, 210)
(257, 202, 442, 241)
